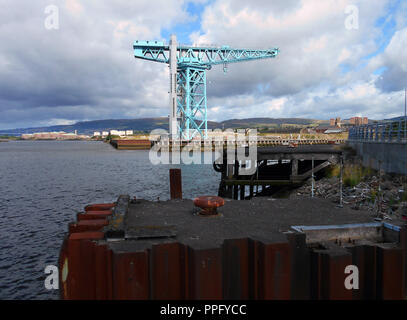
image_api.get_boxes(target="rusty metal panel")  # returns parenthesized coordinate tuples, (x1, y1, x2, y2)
(180, 244, 190, 299)
(399, 227, 407, 297)
(310, 250, 322, 299)
(346, 244, 377, 300)
(248, 238, 259, 300)
(256, 241, 291, 300)
(65, 232, 104, 299)
(79, 239, 97, 299)
(286, 232, 310, 300)
(222, 238, 249, 299)
(169, 168, 182, 199)
(112, 250, 150, 299)
(150, 242, 183, 299)
(77, 210, 113, 221)
(376, 244, 405, 300)
(319, 250, 353, 300)
(188, 247, 223, 300)
(66, 234, 81, 299)
(69, 219, 108, 233)
(94, 244, 113, 300)
(85, 203, 115, 212)
(58, 236, 69, 299)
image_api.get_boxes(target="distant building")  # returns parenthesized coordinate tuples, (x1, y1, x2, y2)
(301, 128, 317, 134)
(21, 131, 90, 140)
(102, 131, 109, 137)
(109, 130, 133, 137)
(329, 117, 341, 127)
(110, 130, 126, 136)
(349, 117, 368, 125)
(93, 132, 101, 137)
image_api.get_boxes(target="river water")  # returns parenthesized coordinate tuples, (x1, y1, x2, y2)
(0, 140, 220, 299)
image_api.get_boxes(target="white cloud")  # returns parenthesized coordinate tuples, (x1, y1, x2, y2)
(189, 0, 406, 120)
(65, 0, 83, 15)
(0, 0, 406, 130)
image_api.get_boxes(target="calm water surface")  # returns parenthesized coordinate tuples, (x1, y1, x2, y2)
(0, 140, 219, 299)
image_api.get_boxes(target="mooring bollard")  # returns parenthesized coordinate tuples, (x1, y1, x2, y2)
(169, 168, 182, 199)
(193, 195, 225, 215)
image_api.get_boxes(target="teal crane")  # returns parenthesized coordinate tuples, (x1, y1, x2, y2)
(133, 35, 279, 140)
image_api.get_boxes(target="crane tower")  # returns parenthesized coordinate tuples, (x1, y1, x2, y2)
(134, 35, 279, 140)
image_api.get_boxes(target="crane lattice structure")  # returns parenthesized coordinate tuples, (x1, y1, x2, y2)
(134, 35, 279, 140)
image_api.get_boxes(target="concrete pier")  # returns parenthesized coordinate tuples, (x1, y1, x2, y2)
(59, 195, 407, 300)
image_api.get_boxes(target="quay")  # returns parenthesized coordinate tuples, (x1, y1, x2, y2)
(59, 194, 407, 300)
(153, 137, 345, 151)
(109, 136, 345, 151)
(110, 139, 152, 150)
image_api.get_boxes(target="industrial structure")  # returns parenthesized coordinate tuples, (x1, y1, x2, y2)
(133, 35, 279, 140)
(59, 194, 407, 300)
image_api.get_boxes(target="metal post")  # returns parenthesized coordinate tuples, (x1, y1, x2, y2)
(376, 160, 382, 218)
(398, 120, 402, 142)
(169, 168, 182, 199)
(291, 158, 298, 180)
(339, 156, 343, 208)
(405, 88, 406, 141)
(185, 67, 191, 140)
(311, 157, 314, 198)
(234, 160, 239, 200)
(388, 122, 392, 142)
(169, 34, 178, 139)
(375, 123, 379, 141)
(227, 163, 234, 199)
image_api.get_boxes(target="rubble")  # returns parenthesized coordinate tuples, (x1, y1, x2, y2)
(291, 172, 407, 221)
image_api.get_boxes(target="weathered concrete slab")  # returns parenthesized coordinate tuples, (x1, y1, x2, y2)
(111, 197, 375, 252)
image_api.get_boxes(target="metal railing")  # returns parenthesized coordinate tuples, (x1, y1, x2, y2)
(348, 119, 407, 143)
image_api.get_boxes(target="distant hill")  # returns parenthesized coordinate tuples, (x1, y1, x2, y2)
(0, 117, 331, 136)
(220, 118, 323, 127)
(386, 115, 407, 121)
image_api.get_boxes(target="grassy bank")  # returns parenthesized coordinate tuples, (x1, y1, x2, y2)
(0, 135, 21, 141)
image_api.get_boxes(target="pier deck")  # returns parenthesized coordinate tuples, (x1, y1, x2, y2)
(59, 195, 407, 300)
(120, 197, 372, 249)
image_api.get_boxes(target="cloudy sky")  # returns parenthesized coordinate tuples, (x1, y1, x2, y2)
(0, 0, 406, 130)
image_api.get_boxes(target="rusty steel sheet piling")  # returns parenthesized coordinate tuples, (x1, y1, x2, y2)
(222, 238, 249, 300)
(346, 244, 377, 300)
(112, 250, 150, 299)
(169, 168, 182, 199)
(150, 242, 184, 299)
(376, 244, 405, 300)
(59, 196, 407, 300)
(254, 239, 291, 300)
(188, 247, 223, 300)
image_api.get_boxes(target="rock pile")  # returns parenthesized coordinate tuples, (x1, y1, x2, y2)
(291, 173, 407, 221)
